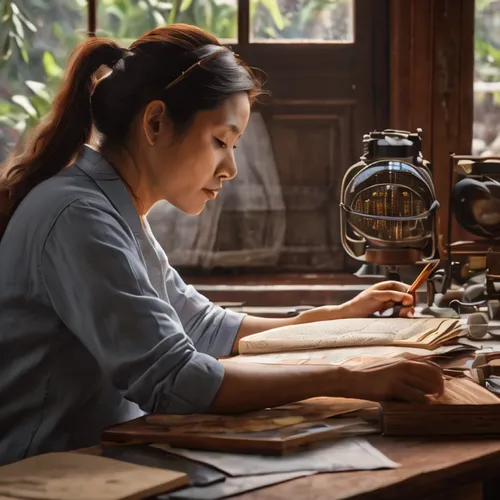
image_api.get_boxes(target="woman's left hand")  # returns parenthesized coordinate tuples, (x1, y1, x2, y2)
(297, 281, 414, 324)
(341, 281, 415, 318)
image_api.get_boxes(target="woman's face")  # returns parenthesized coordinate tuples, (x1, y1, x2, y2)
(139, 92, 251, 215)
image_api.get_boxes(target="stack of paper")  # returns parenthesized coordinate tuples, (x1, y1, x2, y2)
(227, 344, 470, 367)
(238, 318, 463, 355)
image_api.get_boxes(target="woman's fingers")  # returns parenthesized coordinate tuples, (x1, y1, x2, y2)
(403, 374, 442, 397)
(372, 280, 420, 305)
(398, 306, 415, 318)
(394, 383, 430, 404)
(373, 290, 414, 306)
(373, 281, 411, 293)
(406, 361, 445, 395)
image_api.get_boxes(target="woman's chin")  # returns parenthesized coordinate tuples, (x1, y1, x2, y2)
(181, 201, 207, 216)
(164, 196, 206, 216)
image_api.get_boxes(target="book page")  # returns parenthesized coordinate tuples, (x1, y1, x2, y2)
(228, 344, 466, 366)
(239, 318, 460, 354)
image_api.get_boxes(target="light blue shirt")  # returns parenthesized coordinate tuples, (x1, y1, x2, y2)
(0, 146, 245, 465)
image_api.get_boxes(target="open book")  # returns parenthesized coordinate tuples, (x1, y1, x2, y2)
(226, 343, 472, 368)
(238, 318, 463, 355)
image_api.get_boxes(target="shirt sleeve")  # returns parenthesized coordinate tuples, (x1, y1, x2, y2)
(165, 267, 245, 357)
(40, 197, 225, 414)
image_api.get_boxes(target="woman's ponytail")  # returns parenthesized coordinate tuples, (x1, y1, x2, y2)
(0, 38, 125, 239)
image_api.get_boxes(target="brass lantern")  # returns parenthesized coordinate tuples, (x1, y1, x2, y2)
(340, 129, 440, 266)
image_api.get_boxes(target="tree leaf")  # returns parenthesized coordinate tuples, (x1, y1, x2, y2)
(157, 2, 172, 10)
(105, 4, 126, 23)
(153, 10, 166, 26)
(17, 9, 37, 32)
(42, 51, 63, 78)
(180, 0, 193, 13)
(25, 80, 51, 101)
(260, 0, 285, 30)
(20, 45, 28, 63)
(2, 3, 13, 23)
(12, 94, 37, 118)
(10, 2, 20, 16)
(28, 94, 51, 117)
(0, 33, 12, 61)
(12, 12, 25, 39)
(168, 0, 182, 24)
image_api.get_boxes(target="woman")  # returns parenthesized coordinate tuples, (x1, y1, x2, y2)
(0, 24, 442, 465)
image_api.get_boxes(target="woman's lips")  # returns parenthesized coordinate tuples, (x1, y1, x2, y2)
(203, 188, 219, 200)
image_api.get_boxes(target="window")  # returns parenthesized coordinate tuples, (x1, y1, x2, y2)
(0, 0, 87, 161)
(251, 0, 354, 43)
(97, 0, 238, 44)
(1, 0, 355, 161)
(473, 0, 500, 156)
(1, 0, 381, 274)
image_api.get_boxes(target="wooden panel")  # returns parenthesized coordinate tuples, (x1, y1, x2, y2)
(390, 0, 435, 158)
(432, 0, 475, 247)
(390, 0, 475, 250)
(225, 0, 390, 272)
(260, 100, 355, 270)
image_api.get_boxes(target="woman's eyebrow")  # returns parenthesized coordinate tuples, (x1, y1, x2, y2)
(226, 123, 241, 134)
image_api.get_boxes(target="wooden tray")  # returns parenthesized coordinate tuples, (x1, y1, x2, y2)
(102, 418, 372, 454)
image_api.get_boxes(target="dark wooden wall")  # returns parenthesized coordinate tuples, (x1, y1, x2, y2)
(390, 0, 475, 248)
(236, 0, 390, 272)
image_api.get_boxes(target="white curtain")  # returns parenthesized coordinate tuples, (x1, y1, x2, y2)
(148, 111, 286, 268)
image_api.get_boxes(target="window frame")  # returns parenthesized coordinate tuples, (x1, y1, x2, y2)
(86, 0, 356, 47)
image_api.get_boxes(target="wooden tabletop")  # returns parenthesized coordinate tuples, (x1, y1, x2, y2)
(81, 434, 500, 499)
(235, 436, 500, 500)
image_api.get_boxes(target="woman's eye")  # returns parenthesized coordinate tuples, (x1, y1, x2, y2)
(215, 138, 238, 149)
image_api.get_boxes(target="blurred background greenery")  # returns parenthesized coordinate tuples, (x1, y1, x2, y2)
(2, 0, 497, 160)
(473, 0, 500, 156)
(0, 0, 352, 159)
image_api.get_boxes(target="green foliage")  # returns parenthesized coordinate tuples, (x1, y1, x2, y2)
(0, 0, 349, 155)
(167, 0, 240, 40)
(475, 0, 500, 80)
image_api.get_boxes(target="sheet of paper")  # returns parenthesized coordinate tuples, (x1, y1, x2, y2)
(0, 452, 188, 500)
(163, 471, 315, 500)
(227, 344, 466, 367)
(238, 318, 459, 354)
(154, 438, 399, 477)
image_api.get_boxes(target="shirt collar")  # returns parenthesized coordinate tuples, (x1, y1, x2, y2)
(73, 145, 143, 236)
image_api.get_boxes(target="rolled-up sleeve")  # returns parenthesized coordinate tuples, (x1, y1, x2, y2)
(40, 198, 224, 414)
(165, 268, 245, 357)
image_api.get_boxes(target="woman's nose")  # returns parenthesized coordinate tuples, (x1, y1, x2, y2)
(220, 152, 237, 181)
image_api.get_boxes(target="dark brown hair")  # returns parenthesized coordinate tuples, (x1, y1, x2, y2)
(0, 24, 262, 239)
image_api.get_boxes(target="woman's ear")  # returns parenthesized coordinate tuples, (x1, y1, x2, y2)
(142, 100, 167, 146)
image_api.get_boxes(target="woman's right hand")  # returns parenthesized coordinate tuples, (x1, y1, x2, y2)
(344, 359, 444, 404)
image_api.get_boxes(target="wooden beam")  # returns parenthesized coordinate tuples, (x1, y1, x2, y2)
(390, 0, 475, 248)
(88, 0, 97, 37)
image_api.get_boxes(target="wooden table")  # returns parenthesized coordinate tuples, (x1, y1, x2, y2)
(82, 435, 500, 499)
(235, 436, 500, 500)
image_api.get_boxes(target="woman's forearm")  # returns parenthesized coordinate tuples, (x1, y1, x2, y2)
(231, 305, 345, 354)
(210, 356, 445, 413)
(209, 361, 350, 413)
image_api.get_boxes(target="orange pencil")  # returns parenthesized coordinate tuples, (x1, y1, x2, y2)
(407, 260, 440, 296)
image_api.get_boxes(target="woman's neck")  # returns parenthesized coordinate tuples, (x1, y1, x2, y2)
(94, 143, 156, 215)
